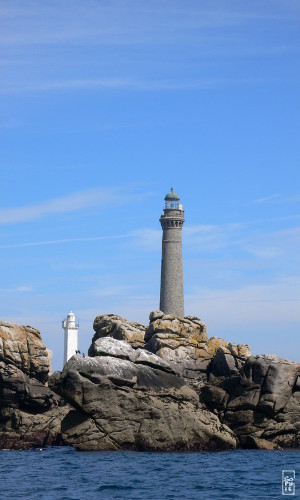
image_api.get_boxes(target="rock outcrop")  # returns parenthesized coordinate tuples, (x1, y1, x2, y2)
(0, 322, 50, 384)
(201, 354, 300, 449)
(144, 311, 250, 383)
(92, 314, 146, 349)
(0, 322, 70, 449)
(51, 337, 236, 451)
(142, 311, 300, 449)
(1, 313, 299, 451)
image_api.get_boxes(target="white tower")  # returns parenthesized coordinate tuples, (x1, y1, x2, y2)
(62, 311, 79, 366)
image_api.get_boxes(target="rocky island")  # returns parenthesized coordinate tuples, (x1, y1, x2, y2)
(0, 313, 299, 451)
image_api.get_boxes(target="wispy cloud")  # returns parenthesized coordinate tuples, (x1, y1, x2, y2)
(0, 76, 296, 95)
(129, 223, 244, 253)
(247, 214, 300, 225)
(0, 226, 162, 251)
(130, 228, 161, 251)
(1, 220, 298, 255)
(253, 194, 281, 204)
(185, 278, 300, 361)
(0, 234, 133, 250)
(74, 220, 300, 261)
(244, 225, 300, 260)
(0, 187, 150, 225)
(184, 219, 300, 259)
(184, 223, 244, 252)
(0, 285, 33, 293)
(186, 279, 300, 337)
(1, 1, 299, 100)
(252, 193, 300, 205)
(3, 78, 136, 93)
(1, 2, 299, 48)
(184, 223, 243, 235)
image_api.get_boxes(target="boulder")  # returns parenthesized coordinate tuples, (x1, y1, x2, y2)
(200, 354, 300, 449)
(208, 343, 251, 379)
(144, 312, 250, 383)
(0, 322, 70, 449)
(52, 338, 236, 451)
(2, 313, 299, 451)
(0, 321, 50, 384)
(92, 314, 146, 349)
(242, 436, 282, 450)
(144, 313, 209, 378)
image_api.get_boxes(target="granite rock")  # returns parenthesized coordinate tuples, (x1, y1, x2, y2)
(0, 322, 70, 449)
(144, 312, 250, 382)
(200, 354, 300, 449)
(52, 337, 236, 451)
(92, 314, 146, 349)
(0, 321, 50, 384)
(2, 314, 299, 452)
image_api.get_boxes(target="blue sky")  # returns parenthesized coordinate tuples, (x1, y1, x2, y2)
(1, 0, 299, 370)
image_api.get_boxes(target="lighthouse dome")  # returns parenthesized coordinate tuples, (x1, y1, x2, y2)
(164, 187, 180, 201)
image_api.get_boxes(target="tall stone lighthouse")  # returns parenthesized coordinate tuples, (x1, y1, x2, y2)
(62, 311, 79, 366)
(160, 187, 185, 317)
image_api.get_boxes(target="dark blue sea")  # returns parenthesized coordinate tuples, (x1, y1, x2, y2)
(0, 447, 299, 499)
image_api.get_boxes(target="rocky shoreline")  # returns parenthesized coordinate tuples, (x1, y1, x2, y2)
(0, 314, 299, 451)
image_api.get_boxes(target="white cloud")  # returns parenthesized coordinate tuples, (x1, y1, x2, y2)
(1, 1, 298, 98)
(0, 285, 33, 293)
(185, 282, 300, 361)
(186, 280, 300, 333)
(1, 76, 296, 94)
(130, 228, 161, 251)
(244, 225, 300, 260)
(253, 194, 281, 204)
(252, 193, 300, 205)
(128, 223, 244, 254)
(15, 285, 32, 292)
(125, 221, 300, 258)
(0, 187, 150, 225)
(184, 223, 243, 236)
(1, 1, 298, 48)
(184, 223, 244, 252)
(0, 235, 133, 250)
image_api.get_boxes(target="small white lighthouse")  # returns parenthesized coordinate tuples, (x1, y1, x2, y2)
(62, 311, 79, 366)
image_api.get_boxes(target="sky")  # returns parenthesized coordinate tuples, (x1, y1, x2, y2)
(1, 0, 299, 370)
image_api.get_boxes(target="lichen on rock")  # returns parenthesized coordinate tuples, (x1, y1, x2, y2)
(92, 314, 146, 348)
(53, 336, 236, 451)
(1, 312, 299, 452)
(0, 322, 70, 450)
(201, 354, 300, 449)
(144, 312, 250, 382)
(0, 321, 50, 384)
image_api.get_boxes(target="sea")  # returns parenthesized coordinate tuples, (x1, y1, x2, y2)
(0, 447, 299, 499)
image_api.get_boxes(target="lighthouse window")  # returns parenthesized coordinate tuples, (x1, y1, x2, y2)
(165, 200, 179, 209)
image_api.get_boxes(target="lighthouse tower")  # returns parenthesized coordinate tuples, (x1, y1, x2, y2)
(160, 188, 185, 317)
(62, 311, 79, 366)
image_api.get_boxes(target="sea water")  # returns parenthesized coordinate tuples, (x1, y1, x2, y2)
(0, 447, 300, 499)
